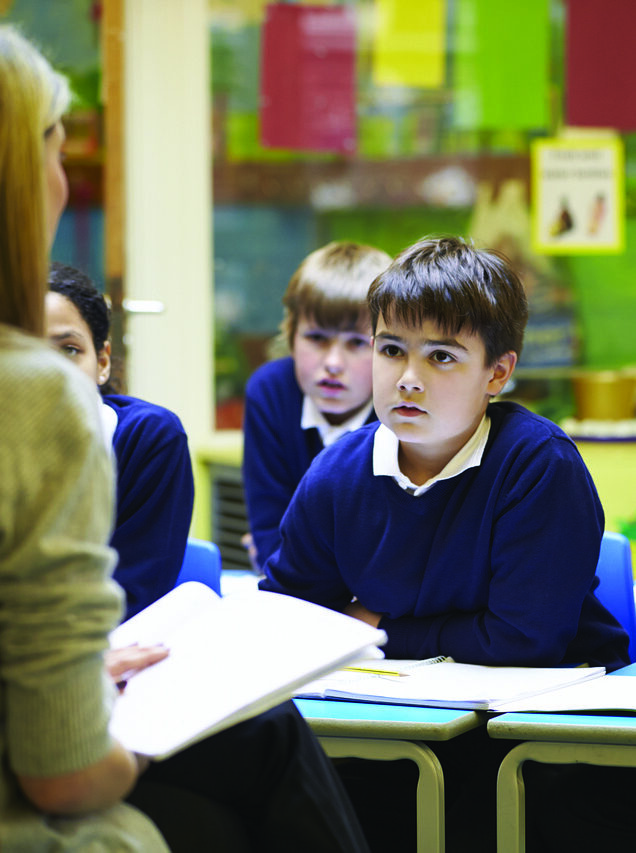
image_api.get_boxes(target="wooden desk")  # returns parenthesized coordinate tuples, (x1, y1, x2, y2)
(488, 664, 636, 853)
(295, 698, 485, 853)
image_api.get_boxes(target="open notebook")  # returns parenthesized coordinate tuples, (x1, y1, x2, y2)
(108, 583, 386, 759)
(490, 671, 636, 713)
(296, 657, 607, 712)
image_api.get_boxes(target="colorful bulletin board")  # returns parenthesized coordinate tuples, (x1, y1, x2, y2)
(531, 137, 624, 255)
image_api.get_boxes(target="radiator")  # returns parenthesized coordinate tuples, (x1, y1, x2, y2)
(209, 463, 253, 572)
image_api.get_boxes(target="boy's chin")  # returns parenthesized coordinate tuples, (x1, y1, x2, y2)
(387, 420, 429, 442)
(318, 401, 366, 425)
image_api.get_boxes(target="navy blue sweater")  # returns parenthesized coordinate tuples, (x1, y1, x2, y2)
(243, 356, 376, 568)
(260, 402, 629, 670)
(106, 394, 194, 620)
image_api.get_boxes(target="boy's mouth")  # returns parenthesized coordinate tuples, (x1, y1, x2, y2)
(393, 403, 425, 417)
(318, 379, 345, 391)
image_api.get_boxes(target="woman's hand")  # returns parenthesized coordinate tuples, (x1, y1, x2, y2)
(105, 644, 169, 691)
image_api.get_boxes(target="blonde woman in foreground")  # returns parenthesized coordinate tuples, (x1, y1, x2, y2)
(0, 25, 370, 853)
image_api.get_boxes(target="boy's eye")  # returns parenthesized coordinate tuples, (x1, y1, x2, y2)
(304, 331, 328, 345)
(61, 344, 80, 358)
(347, 336, 371, 351)
(431, 350, 455, 364)
(379, 343, 403, 358)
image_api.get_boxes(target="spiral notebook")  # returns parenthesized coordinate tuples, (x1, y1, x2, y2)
(296, 657, 606, 712)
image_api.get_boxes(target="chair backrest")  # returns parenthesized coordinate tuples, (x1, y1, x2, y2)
(594, 531, 636, 662)
(176, 538, 222, 595)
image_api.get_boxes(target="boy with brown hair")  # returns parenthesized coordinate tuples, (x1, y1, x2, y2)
(260, 234, 628, 670)
(259, 234, 629, 851)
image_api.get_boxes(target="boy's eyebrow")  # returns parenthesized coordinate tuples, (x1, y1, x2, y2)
(375, 331, 469, 352)
(49, 330, 86, 342)
(426, 337, 469, 352)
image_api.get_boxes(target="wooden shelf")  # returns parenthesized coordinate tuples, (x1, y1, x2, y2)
(213, 154, 530, 207)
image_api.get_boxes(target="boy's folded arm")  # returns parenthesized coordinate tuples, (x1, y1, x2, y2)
(259, 492, 353, 611)
(378, 610, 571, 666)
(259, 559, 353, 612)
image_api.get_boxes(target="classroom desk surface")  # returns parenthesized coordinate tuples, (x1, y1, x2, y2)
(294, 697, 484, 740)
(295, 698, 485, 853)
(488, 664, 636, 853)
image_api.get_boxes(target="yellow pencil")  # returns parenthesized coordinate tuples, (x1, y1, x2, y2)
(341, 666, 406, 677)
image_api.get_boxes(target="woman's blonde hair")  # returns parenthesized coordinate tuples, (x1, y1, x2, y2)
(0, 25, 70, 334)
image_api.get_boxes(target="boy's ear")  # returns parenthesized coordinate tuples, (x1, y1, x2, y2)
(97, 340, 112, 387)
(487, 351, 517, 397)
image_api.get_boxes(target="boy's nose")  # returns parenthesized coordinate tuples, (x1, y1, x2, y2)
(323, 343, 344, 373)
(398, 366, 423, 393)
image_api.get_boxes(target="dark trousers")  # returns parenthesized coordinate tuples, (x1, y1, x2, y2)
(128, 700, 370, 853)
(337, 734, 636, 853)
(525, 762, 636, 852)
(336, 726, 516, 853)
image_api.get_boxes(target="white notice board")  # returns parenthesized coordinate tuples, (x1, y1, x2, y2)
(531, 136, 624, 254)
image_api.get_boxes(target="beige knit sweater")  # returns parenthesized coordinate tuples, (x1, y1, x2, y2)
(0, 325, 168, 851)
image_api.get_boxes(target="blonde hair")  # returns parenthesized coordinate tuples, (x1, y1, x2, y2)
(0, 25, 70, 335)
(278, 241, 392, 351)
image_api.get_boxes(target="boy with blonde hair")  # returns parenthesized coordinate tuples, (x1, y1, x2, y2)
(243, 241, 391, 570)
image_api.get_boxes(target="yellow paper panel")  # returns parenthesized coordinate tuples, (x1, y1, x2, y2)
(373, 0, 446, 88)
(208, 0, 269, 25)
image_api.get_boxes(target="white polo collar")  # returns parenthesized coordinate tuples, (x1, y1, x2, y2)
(372, 414, 491, 495)
(301, 394, 374, 447)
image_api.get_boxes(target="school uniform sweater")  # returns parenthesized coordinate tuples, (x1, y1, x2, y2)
(260, 401, 629, 671)
(105, 395, 194, 620)
(243, 356, 377, 567)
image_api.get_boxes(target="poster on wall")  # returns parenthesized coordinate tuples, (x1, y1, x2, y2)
(259, 3, 356, 155)
(531, 136, 624, 254)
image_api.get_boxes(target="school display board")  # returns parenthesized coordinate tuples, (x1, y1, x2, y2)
(531, 137, 624, 255)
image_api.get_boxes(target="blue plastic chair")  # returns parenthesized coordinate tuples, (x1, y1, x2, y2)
(594, 531, 636, 662)
(175, 538, 222, 595)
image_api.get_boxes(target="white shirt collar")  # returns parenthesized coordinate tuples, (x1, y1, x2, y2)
(301, 394, 374, 447)
(100, 398, 119, 451)
(372, 414, 491, 496)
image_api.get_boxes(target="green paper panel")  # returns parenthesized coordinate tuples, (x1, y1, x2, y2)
(453, 0, 550, 131)
(318, 208, 472, 258)
(566, 219, 636, 369)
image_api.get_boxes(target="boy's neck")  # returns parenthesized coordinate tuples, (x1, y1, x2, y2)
(397, 444, 445, 486)
(321, 399, 371, 426)
(397, 416, 487, 486)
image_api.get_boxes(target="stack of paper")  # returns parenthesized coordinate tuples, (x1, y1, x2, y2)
(109, 583, 386, 759)
(296, 657, 607, 712)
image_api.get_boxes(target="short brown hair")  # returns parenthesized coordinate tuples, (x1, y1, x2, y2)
(367, 235, 528, 365)
(280, 241, 391, 350)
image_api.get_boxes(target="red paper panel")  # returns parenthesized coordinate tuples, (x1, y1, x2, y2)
(566, 0, 636, 130)
(260, 3, 356, 154)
